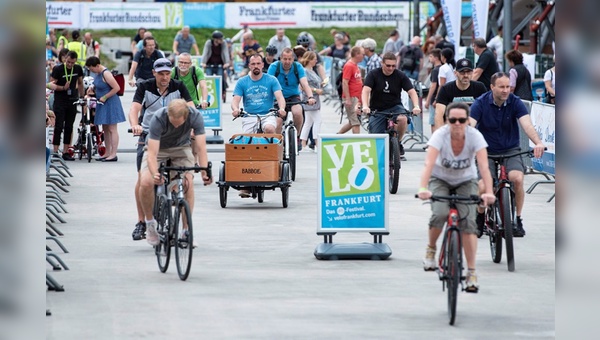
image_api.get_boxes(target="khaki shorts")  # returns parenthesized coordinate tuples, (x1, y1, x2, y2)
(141, 146, 195, 177)
(428, 178, 479, 234)
(344, 97, 361, 126)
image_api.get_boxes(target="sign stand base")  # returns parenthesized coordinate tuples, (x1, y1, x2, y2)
(206, 128, 224, 144)
(314, 232, 392, 260)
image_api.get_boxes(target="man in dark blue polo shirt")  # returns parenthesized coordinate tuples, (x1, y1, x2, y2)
(470, 72, 545, 237)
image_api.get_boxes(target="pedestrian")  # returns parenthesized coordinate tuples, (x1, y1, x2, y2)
(337, 46, 364, 135)
(472, 38, 499, 90)
(505, 50, 533, 101)
(299, 51, 323, 152)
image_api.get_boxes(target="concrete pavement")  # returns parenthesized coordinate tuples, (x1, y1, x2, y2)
(46, 82, 555, 339)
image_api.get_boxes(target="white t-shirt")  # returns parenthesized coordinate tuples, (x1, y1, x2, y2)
(487, 35, 503, 64)
(427, 125, 488, 186)
(438, 63, 456, 84)
(544, 68, 555, 92)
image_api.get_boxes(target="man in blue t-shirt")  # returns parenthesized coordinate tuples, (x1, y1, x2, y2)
(470, 72, 545, 237)
(267, 48, 316, 134)
(231, 55, 287, 134)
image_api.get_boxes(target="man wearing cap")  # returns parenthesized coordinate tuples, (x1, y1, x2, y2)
(128, 58, 195, 242)
(472, 37, 499, 90)
(433, 58, 487, 131)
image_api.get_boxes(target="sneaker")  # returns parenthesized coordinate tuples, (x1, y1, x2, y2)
(132, 221, 146, 241)
(476, 212, 485, 238)
(513, 216, 526, 237)
(299, 148, 312, 153)
(399, 142, 405, 155)
(423, 246, 437, 271)
(62, 153, 75, 161)
(465, 271, 479, 293)
(146, 220, 160, 246)
(179, 230, 198, 249)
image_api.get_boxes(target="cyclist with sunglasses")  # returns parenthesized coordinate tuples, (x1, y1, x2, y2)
(418, 102, 496, 292)
(362, 52, 421, 158)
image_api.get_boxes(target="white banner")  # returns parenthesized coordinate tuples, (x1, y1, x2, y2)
(46, 2, 82, 28)
(83, 3, 168, 29)
(471, 0, 489, 40)
(225, 2, 410, 29)
(523, 53, 537, 81)
(440, 0, 462, 54)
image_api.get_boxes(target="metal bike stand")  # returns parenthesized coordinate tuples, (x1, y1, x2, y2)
(314, 232, 392, 260)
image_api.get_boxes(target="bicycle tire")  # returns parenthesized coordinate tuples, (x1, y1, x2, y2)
(389, 136, 401, 194)
(174, 200, 193, 281)
(257, 189, 264, 203)
(78, 131, 84, 160)
(287, 127, 297, 181)
(219, 164, 227, 208)
(281, 163, 290, 208)
(155, 194, 171, 273)
(447, 230, 460, 325)
(86, 133, 93, 163)
(488, 204, 502, 263)
(500, 188, 515, 272)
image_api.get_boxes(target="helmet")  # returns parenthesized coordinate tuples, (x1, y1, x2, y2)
(212, 30, 224, 39)
(361, 38, 377, 51)
(265, 45, 278, 56)
(296, 34, 310, 46)
(83, 76, 94, 90)
(225, 38, 232, 44)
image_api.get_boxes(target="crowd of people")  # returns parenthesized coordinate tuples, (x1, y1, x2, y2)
(45, 25, 554, 293)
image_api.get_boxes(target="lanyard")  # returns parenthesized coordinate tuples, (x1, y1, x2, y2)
(63, 63, 74, 84)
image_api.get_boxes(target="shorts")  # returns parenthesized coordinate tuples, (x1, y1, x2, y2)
(428, 177, 479, 234)
(428, 105, 435, 126)
(241, 115, 277, 133)
(141, 145, 195, 177)
(368, 104, 411, 134)
(274, 95, 302, 113)
(344, 97, 360, 126)
(486, 147, 526, 181)
(136, 133, 147, 172)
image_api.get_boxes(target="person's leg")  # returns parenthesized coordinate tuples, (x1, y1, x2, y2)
(62, 105, 78, 151)
(312, 109, 322, 147)
(101, 124, 111, 157)
(135, 140, 146, 223)
(395, 114, 408, 140)
(346, 98, 361, 134)
(300, 110, 315, 148)
(428, 105, 436, 134)
(291, 104, 304, 133)
(138, 169, 155, 220)
(456, 180, 479, 271)
(52, 105, 66, 152)
(509, 170, 526, 216)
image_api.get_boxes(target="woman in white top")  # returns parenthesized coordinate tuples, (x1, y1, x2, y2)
(543, 58, 555, 104)
(417, 102, 495, 293)
(438, 47, 457, 87)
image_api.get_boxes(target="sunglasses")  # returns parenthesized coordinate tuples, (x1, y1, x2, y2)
(284, 75, 289, 86)
(384, 64, 396, 68)
(154, 61, 172, 69)
(448, 117, 468, 124)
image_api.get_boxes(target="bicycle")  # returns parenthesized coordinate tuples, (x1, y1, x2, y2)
(364, 109, 408, 194)
(68, 98, 104, 162)
(482, 149, 543, 272)
(154, 160, 212, 281)
(277, 100, 307, 182)
(417, 193, 482, 326)
(204, 64, 227, 102)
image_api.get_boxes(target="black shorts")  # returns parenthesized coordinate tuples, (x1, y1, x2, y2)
(368, 105, 411, 134)
(275, 95, 302, 112)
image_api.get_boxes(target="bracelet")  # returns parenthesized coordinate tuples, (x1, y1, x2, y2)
(418, 187, 428, 192)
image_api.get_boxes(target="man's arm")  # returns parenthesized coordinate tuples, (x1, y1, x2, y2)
(472, 68, 483, 81)
(407, 88, 421, 115)
(128, 60, 138, 86)
(434, 103, 446, 131)
(518, 115, 546, 158)
(146, 139, 161, 181)
(193, 43, 200, 56)
(274, 89, 287, 117)
(361, 86, 372, 114)
(193, 134, 212, 184)
(94, 42, 101, 57)
(199, 79, 209, 108)
(77, 76, 84, 97)
(342, 79, 351, 105)
(172, 40, 179, 56)
(231, 95, 242, 117)
(298, 77, 315, 105)
(425, 82, 437, 109)
(129, 102, 144, 135)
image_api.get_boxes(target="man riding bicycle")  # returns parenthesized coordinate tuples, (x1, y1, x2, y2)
(361, 52, 422, 159)
(136, 99, 212, 247)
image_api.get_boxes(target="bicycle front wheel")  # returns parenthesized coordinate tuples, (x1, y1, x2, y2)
(487, 204, 502, 263)
(155, 195, 171, 273)
(174, 200, 193, 281)
(500, 187, 515, 272)
(389, 136, 401, 194)
(86, 133, 93, 163)
(447, 230, 460, 326)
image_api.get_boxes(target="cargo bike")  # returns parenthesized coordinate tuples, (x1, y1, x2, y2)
(217, 110, 292, 208)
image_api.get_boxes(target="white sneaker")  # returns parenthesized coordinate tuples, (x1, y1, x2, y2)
(466, 271, 479, 293)
(146, 220, 160, 246)
(299, 148, 312, 153)
(423, 246, 437, 271)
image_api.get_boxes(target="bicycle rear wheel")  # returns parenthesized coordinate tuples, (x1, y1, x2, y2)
(174, 200, 193, 281)
(389, 136, 401, 194)
(487, 204, 502, 263)
(77, 131, 84, 160)
(447, 230, 460, 325)
(155, 195, 171, 273)
(86, 133, 93, 163)
(500, 188, 515, 272)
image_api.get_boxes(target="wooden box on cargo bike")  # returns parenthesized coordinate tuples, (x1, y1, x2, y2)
(218, 133, 292, 208)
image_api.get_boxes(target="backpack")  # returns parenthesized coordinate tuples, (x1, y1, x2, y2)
(174, 66, 199, 101)
(336, 74, 343, 97)
(273, 61, 299, 81)
(400, 45, 419, 71)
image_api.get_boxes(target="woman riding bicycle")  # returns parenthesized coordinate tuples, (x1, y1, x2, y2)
(417, 102, 495, 293)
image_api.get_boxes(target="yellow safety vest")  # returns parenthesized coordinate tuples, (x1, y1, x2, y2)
(67, 41, 87, 66)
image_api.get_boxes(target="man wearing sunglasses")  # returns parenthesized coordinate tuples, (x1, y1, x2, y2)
(433, 58, 487, 131)
(128, 58, 195, 242)
(362, 52, 421, 159)
(470, 72, 545, 238)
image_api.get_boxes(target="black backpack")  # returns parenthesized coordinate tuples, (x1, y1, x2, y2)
(173, 66, 199, 101)
(336, 74, 343, 97)
(400, 45, 419, 71)
(273, 61, 299, 81)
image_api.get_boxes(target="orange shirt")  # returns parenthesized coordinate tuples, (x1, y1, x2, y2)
(342, 61, 363, 99)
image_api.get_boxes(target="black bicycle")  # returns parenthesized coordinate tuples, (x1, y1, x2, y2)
(418, 193, 482, 325)
(277, 100, 308, 182)
(482, 149, 543, 272)
(154, 160, 212, 281)
(366, 110, 405, 194)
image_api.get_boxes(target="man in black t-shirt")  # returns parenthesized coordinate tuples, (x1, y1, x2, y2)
(434, 58, 487, 130)
(472, 38, 499, 90)
(425, 48, 442, 131)
(128, 37, 165, 86)
(362, 52, 422, 157)
(49, 51, 85, 160)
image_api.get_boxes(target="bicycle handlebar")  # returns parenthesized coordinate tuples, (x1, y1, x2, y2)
(363, 109, 411, 116)
(73, 98, 103, 106)
(159, 161, 212, 178)
(414, 194, 482, 205)
(233, 108, 280, 121)
(487, 147, 547, 161)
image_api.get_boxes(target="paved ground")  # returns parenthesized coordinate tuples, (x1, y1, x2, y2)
(46, 83, 555, 339)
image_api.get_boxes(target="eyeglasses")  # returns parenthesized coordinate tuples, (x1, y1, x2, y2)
(154, 61, 172, 69)
(178, 61, 191, 65)
(383, 64, 396, 68)
(448, 117, 468, 124)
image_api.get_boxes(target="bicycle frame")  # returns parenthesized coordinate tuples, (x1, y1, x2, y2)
(438, 206, 463, 282)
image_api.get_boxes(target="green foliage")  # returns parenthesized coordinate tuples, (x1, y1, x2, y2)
(91, 27, 396, 54)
